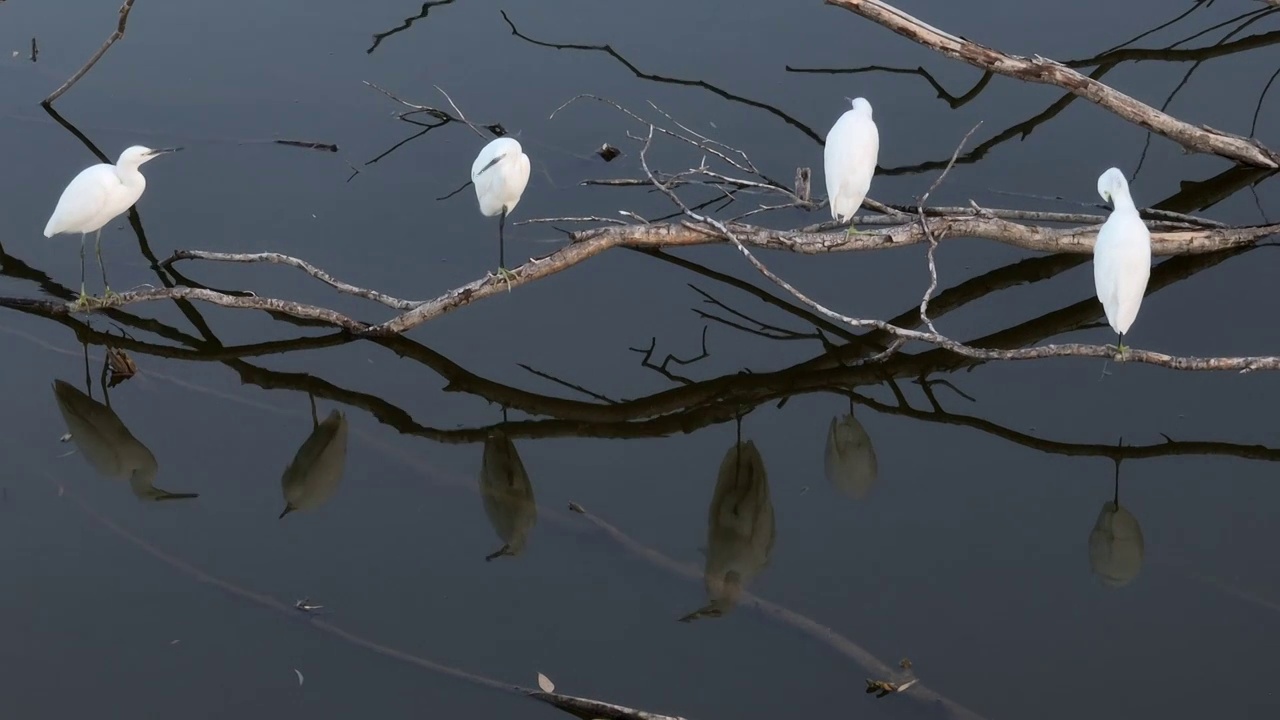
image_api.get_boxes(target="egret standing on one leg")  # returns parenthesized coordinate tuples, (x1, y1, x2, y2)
(1093, 167, 1151, 356)
(43, 145, 181, 306)
(471, 137, 530, 282)
(823, 97, 879, 235)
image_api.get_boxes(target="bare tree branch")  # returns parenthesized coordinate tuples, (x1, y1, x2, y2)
(162, 250, 422, 311)
(826, 0, 1280, 167)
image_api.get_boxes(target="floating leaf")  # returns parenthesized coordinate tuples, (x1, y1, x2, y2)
(537, 672, 555, 693)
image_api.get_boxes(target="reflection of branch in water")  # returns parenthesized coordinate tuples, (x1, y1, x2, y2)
(500, 11, 824, 144)
(1132, 12, 1280, 178)
(629, 327, 711, 385)
(42, 0, 136, 105)
(566, 501, 986, 720)
(43, 476, 682, 720)
(785, 63, 994, 109)
(366, 0, 456, 54)
(847, 390, 1280, 463)
(362, 81, 505, 167)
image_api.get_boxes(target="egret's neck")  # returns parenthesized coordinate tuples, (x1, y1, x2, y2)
(1111, 184, 1137, 213)
(115, 163, 147, 189)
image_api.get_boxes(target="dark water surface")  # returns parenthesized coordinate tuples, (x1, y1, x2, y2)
(3, 1, 1280, 718)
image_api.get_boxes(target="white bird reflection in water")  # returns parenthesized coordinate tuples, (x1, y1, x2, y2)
(279, 396, 349, 519)
(479, 430, 537, 561)
(1088, 445, 1145, 587)
(824, 405, 878, 500)
(52, 379, 198, 501)
(681, 429, 776, 622)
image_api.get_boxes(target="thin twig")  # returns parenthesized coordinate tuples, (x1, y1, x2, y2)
(161, 250, 422, 311)
(919, 122, 982, 333)
(434, 85, 487, 140)
(43, 0, 136, 105)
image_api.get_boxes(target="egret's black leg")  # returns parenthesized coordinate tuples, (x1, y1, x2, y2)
(1117, 331, 1125, 355)
(75, 233, 90, 308)
(96, 229, 116, 299)
(494, 209, 516, 290)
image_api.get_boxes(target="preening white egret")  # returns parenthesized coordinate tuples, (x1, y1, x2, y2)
(1093, 167, 1151, 354)
(52, 380, 198, 501)
(43, 146, 182, 306)
(823, 97, 879, 233)
(471, 137, 530, 278)
(679, 438, 775, 622)
(478, 431, 537, 561)
(280, 398, 349, 519)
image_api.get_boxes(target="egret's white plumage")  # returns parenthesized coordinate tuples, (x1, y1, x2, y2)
(43, 145, 180, 302)
(471, 137, 531, 271)
(823, 97, 879, 224)
(1093, 167, 1151, 350)
(52, 380, 198, 501)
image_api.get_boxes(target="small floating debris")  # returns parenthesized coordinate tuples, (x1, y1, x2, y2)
(294, 597, 324, 613)
(484, 123, 507, 137)
(596, 143, 621, 162)
(59, 433, 72, 443)
(106, 347, 137, 387)
(536, 672, 555, 693)
(294, 668, 305, 687)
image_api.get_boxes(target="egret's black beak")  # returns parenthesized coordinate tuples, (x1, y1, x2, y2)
(148, 147, 183, 156)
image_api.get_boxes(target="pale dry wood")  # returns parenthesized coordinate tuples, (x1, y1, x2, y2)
(566, 217, 1280, 257)
(826, 0, 1280, 168)
(163, 250, 422, 310)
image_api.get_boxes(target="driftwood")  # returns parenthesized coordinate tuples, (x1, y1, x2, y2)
(826, 0, 1280, 168)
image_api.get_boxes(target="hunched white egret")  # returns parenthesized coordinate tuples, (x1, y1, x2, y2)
(823, 97, 879, 233)
(43, 146, 181, 306)
(1093, 167, 1151, 354)
(471, 136, 530, 279)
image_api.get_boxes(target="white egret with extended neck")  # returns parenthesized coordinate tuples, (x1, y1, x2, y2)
(823, 97, 879, 234)
(471, 136, 530, 278)
(43, 145, 182, 306)
(1093, 167, 1151, 354)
